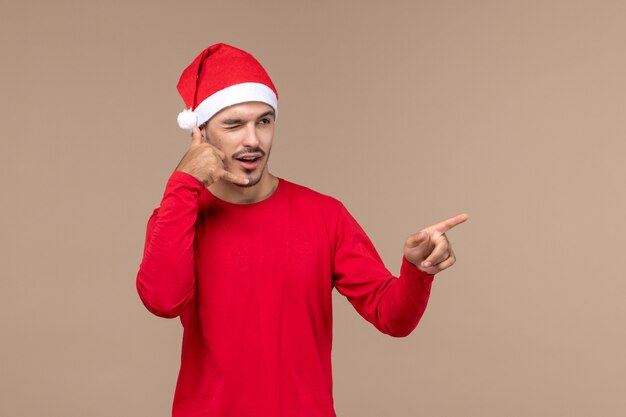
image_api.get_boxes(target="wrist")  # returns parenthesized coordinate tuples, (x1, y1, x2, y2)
(174, 168, 213, 188)
(402, 256, 435, 277)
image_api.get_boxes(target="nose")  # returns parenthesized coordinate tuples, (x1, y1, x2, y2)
(242, 122, 260, 148)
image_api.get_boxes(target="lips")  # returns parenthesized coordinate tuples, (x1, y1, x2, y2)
(233, 148, 265, 171)
(235, 153, 263, 170)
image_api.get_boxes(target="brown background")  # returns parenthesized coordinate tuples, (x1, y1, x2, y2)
(2, 1, 625, 416)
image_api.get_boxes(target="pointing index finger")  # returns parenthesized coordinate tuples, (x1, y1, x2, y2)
(432, 213, 469, 234)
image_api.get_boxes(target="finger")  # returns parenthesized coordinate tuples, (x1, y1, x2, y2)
(191, 126, 203, 146)
(219, 169, 250, 186)
(212, 146, 226, 160)
(421, 235, 450, 268)
(432, 213, 469, 234)
(431, 250, 456, 273)
(405, 231, 428, 248)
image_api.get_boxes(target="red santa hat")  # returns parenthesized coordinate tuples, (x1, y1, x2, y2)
(176, 43, 278, 132)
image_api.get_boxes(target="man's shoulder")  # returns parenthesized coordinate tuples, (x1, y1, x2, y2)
(280, 179, 344, 209)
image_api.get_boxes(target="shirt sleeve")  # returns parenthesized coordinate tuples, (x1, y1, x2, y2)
(332, 204, 435, 337)
(136, 171, 207, 318)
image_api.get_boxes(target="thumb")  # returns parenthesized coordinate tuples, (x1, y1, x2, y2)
(406, 231, 427, 248)
(190, 126, 203, 146)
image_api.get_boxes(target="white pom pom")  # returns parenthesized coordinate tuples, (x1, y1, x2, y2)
(177, 109, 198, 131)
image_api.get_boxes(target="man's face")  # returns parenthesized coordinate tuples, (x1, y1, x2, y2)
(202, 102, 275, 188)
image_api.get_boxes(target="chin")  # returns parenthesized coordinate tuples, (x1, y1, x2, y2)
(236, 173, 263, 188)
(238, 163, 269, 188)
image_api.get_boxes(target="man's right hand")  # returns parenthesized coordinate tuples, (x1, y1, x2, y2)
(175, 126, 249, 188)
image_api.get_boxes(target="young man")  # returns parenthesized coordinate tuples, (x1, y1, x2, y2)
(136, 43, 467, 417)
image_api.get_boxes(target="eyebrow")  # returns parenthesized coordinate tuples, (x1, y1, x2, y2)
(220, 110, 276, 126)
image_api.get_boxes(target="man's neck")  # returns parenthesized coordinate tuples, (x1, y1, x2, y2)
(209, 173, 279, 204)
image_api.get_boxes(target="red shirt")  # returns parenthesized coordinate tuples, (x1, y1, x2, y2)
(137, 171, 434, 417)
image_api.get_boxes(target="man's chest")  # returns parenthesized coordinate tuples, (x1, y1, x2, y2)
(192, 209, 336, 304)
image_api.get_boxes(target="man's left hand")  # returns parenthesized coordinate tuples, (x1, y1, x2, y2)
(404, 213, 469, 274)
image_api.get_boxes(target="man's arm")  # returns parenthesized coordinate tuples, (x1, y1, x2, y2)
(136, 127, 249, 318)
(136, 171, 205, 318)
(332, 207, 467, 337)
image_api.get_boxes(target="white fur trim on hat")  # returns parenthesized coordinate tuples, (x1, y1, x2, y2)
(193, 82, 278, 128)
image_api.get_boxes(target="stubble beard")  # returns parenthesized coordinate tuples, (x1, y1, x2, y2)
(237, 169, 263, 188)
